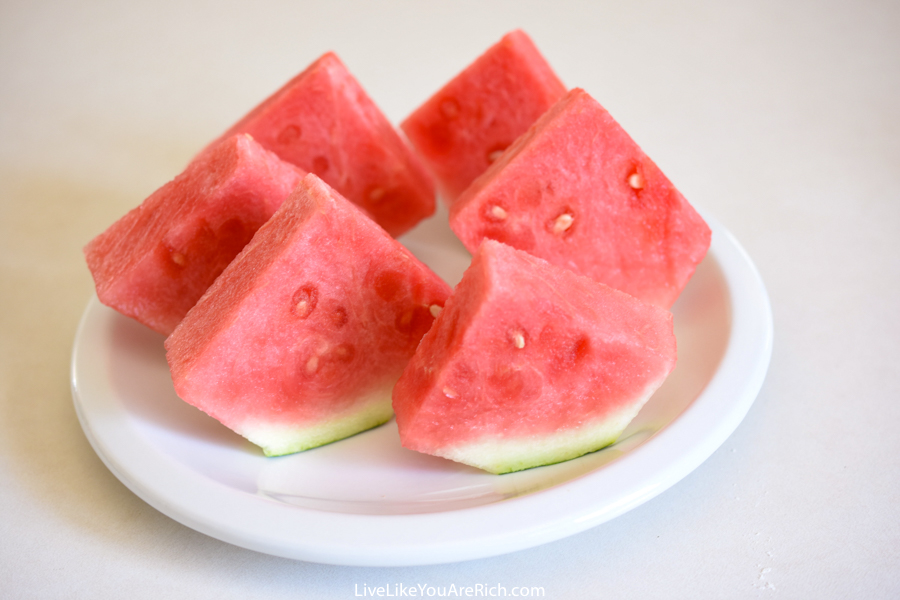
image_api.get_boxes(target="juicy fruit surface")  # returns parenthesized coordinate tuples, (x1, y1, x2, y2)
(392, 240, 677, 474)
(166, 174, 452, 457)
(449, 88, 711, 309)
(84, 134, 303, 336)
(204, 52, 435, 237)
(401, 29, 566, 203)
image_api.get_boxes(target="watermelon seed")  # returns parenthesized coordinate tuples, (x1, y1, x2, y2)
(440, 98, 460, 119)
(368, 187, 385, 203)
(442, 386, 458, 399)
(429, 304, 443, 318)
(306, 355, 319, 374)
(490, 205, 508, 220)
(292, 285, 318, 318)
(374, 270, 404, 301)
(552, 213, 574, 235)
(331, 344, 356, 363)
(331, 306, 348, 328)
(511, 330, 526, 349)
(276, 125, 301, 145)
(313, 156, 330, 174)
(170, 251, 187, 267)
(487, 149, 505, 163)
(628, 172, 645, 190)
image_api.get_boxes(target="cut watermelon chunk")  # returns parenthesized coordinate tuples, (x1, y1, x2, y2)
(401, 29, 566, 203)
(392, 239, 676, 474)
(84, 133, 303, 336)
(202, 52, 435, 237)
(449, 88, 711, 309)
(165, 173, 452, 457)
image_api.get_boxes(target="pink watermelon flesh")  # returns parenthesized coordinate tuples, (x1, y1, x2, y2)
(449, 88, 711, 309)
(84, 133, 304, 336)
(401, 29, 566, 203)
(201, 52, 435, 237)
(392, 239, 677, 474)
(165, 173, 452, 457)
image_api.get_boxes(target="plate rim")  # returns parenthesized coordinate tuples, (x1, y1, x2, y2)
(71, 212, 773, 566)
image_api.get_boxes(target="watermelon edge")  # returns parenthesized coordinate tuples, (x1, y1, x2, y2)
(237, 383, 396, 457)
(423, 374, 667, 475)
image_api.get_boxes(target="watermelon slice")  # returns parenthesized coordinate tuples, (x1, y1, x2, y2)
(401, 29, 566, 203)
(392, 239, 677, 474)
(449, 88, 711, 309)
(165, 173, 452, 457)
(202, 52, 435, 237)
(84, 133, 304, 336)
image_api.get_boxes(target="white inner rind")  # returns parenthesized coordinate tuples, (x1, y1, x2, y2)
(431, 378, 665, 474)
(237, 385, 395, 457)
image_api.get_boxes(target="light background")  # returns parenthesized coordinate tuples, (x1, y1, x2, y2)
(1, 0, 898, 598)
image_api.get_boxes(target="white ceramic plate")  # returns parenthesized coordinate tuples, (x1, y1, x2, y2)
(71, 208, 772, 566)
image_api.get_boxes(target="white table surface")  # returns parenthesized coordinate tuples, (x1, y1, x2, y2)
(1, 1, 898, 597)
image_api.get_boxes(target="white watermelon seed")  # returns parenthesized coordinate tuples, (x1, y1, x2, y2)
(442, 386, 458, 399)
(306, 356, 319, 373)
(292, 285, 318, 318)
(440, 98, 460, 119)
(511, 330, 526, 349)
(552, 213, 574, 235)
(628, 172, 645, 190)
(294, 300, 311, 318)
(369, 187, 385, 202)
(490, 205, 508, 220)
(171, 251, 187, 267)
(429, 304, 443, 318)
(487, 149, 505, 163)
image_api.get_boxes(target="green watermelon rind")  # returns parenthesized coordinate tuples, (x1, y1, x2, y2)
(238, 384, 396, 457)
(424, 377, 665, 474)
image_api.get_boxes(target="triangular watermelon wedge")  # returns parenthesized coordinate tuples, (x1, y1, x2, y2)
(392, 239, 677, 474)
(201, 52, 436, 237)
(402, 29, 566, 204)
(84, 133, 304, 336)
(166, 173, 451, 457)
(449, 88, 711, 309)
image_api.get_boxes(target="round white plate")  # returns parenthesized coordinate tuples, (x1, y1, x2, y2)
(71, 209, 772, 566)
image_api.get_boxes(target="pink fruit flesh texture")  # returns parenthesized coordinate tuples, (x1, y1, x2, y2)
(401, 29, 566, 203)
(202, 52, 435, 237)
(166, 173, 452, 438)
(449, 88, 711, 309)
(393, 239, 676, 453)
(84, 134, 303, 336)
